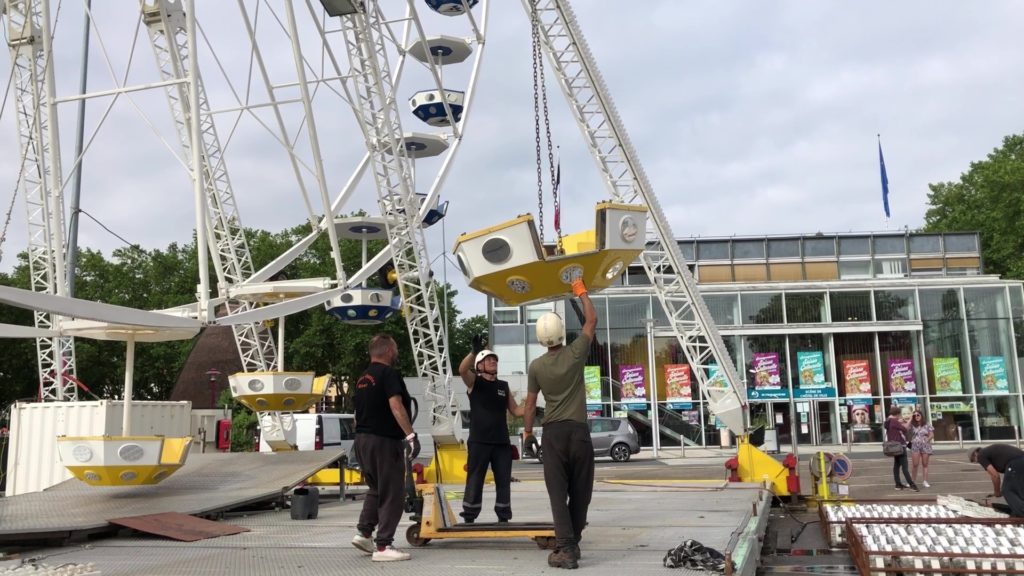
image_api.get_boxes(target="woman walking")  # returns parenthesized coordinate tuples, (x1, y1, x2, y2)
(885, 406, 919, 491)
(910, 411, 934, 488)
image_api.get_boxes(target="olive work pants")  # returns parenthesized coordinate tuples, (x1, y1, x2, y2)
(541, 420, 595, 549)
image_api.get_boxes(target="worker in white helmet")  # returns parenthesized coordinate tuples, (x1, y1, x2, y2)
(523, 278, 597, 569)
(457, 334, 524, 523)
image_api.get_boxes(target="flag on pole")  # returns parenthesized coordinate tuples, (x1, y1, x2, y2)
(553, 157, 561, 231)
(878, 137, 891, 218)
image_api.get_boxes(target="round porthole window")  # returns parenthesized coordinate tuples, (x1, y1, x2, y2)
(559, 264, 584, 284)
(118, 443, 145, 462)
(119, 470, 138, 482)
(456, 253, 470, 277)
(507, 277, 530, 294)
(369, 292, 383, 304)
(339, 292, 354, 304)
(482, 237, 512, 264)
(283, 377, 303, 391)
(248, 379, 265, 392)
(620, 216, 639, 243)
(84, 471, 101, 482)
(605, 260, 624, 280)
(426, 93, 436, 102)
(72, 445, 94, 463)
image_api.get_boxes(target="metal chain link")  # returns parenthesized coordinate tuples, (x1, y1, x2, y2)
(538, 40, 561, 255)
(531, 2, 544, 245)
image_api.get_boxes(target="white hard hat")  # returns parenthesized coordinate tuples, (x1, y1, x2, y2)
(535, 312, 565, 347)
(474, 349, 498, 368)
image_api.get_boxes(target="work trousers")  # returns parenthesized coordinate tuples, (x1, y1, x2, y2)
(461, 442, 513, 522)
(354, 433, 406, 547)
(1005, 456, 1024, 517)
(892, 451, 914, 488)
(541, 420, 595, 549)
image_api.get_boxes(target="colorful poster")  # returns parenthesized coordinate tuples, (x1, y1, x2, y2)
(794, 351, 835, 399)
(848, 402, 871, 431)
(932, 357, 963, 395)
(887, 359, 917, 396)
(618, 364, 647, 408)
(584, 365, 602, 404)
(707, 363, 728, 390)
(843, 359, 872, 397)
(979, 356, 1010, 394)
(748, 352, 788, 400)
(664, 364, 692, 403)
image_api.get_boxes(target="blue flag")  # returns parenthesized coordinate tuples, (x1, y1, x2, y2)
(878, 140, 891, 218)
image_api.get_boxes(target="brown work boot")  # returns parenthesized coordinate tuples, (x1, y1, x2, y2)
(569, 544, 581, 561)
(548, 548, 579, 569)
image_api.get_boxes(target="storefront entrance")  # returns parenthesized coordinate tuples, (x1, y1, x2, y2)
(794, 400, 837, 445)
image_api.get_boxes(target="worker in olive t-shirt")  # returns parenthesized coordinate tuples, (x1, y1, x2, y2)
(523, 278, 597, 570)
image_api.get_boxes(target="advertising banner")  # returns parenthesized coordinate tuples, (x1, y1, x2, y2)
(584, 365, 602, 409)
(748, 352, 788, 400)
(707, 363, 728, 390)
(887, 359, 917, 396)
(932, 357, 963, 395)
(979, 356, 1010, 394)
(842, 359, 872, 397)
(618, 364, 647, 409)
(848, 402, 872, 431)
(794, 351, 835, 399)
(664, 364, 692, 403)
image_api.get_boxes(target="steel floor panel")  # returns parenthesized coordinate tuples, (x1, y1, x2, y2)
(0, 451, 341, 538)
(17, 482, 769, 576)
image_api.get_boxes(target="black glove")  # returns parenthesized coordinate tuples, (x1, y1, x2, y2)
(523, 434, 540, 459)
(405, 433, 421, 460)
(471, 333, 487, 354)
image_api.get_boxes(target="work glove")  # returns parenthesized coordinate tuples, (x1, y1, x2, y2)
(523, 433, 540, 459)
(571, 278, 588, 297)
(405, 433, 421, 460)
(471, 333, 487, 354)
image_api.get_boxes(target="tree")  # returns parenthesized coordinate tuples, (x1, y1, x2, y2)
(924, 133, 1024, 279)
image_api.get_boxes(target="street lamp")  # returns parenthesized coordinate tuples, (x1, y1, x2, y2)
(205, 368, 221, 409)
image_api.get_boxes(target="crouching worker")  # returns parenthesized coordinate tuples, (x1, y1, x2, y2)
(459, 333, 524, 523)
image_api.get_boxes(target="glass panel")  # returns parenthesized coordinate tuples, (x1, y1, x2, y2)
(733, 240, 765, 260)
(922, 290, 972, 396)
(910, 235, 941, 254)
(874, 258, 906, 277)
(698, 264, 732, 283)
(839, 260, 872, 279)
(704, 293, 739, 326)
(1012, 286, 1024, 386)
(929, 396, 976, 441)
(943, 233, 978, 253)
(878, 330, 924, 399)
(804, 261, 838, 281)
(609, 326, 648, 414)
(847, 398, 885, 443)
(873, 236, 907, 255)
(803, 237, 836, 257)
(607, 296, 650, 329)
(920, 288, 963, 320)
(626, 269, 650, 286)
(839, 237, 870, 256)
(964, 286, 1009, 319)
(835, 333, 877, 397)
(741, 292, 783, 325)
(786, 292, 826, 323)
(768, 239, 800, 259)
(678, 242, 696, 261)
(697, 241, 730, 260)
(733, 264, 768, 282)
(830, 291, 872, 322)
(769, 262, 803, 281)
(525, 302, 555, 323)
(744, 334, 789, 400)
(493, 308, 520, 324)
(978, 396, 1021, 441)
(875, 289, 917, 321)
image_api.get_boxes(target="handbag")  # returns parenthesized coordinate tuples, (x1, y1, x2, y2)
(882, 440, 905, 457)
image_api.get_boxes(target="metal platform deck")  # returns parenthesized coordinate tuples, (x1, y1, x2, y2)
(5, 480, 771, 576)
(0, 451, 342, 541)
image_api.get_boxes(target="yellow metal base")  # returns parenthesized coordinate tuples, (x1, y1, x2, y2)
(306, 467, 363, 486)
(736, 436, 791, 496)
(64, 464, 186, 486)
(58, 435, 192, 487)
(409, 483, 555, 548)
(420, 442, 491, 485)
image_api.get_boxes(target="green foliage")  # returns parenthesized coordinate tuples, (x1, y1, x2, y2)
(218, 388, 257, 452)
(924, 133, 1024, 279)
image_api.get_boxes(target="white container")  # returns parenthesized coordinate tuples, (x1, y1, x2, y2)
(5, 400, 191, 496)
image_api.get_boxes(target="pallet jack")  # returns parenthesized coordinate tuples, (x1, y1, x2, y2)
(403, 442, 556, 549)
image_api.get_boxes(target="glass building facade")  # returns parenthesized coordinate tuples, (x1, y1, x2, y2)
(486, 232, 1024, 448)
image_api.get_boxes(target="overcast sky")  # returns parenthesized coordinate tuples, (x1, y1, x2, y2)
(1, 1, 1022, 320)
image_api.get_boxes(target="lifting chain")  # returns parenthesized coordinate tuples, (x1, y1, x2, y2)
(530, 1, 562, 255)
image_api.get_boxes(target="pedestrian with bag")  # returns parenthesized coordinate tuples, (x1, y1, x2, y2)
(909, 411, 934, 488)
(884, 405, 918, 492)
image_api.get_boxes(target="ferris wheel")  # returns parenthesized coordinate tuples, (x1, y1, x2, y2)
(0, 0, 487, 485)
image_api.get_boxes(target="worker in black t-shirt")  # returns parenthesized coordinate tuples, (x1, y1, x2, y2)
(458, 334, 524, 523)
(970, 443, 1024, 516)
(350, 334, 420, 562)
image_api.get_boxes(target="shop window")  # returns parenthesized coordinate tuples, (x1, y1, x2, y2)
(830, 291, 872, 322)
(493, 307, 520, 325)
(964, 287, 1009, 319)
(769, 262, 803, 281)
(768, 239, 800, 259)
(834, 333, 876, 398)
(920, 288, 962, 321)
(704, 293, 739, 326)
(733, 264, 767, 282)
(741, 292, 783, 325)
(786, 292, 826, 323)
(697, 241, 730, 261)
(878, 331, 924, 398)
(910, 235, 941, 254)
(875, 289, 916, 321)
(697, 264, 732, 283)
(607, 296, 649, 329)
(803, 237, 836, 257)
(978, 395, 1021, 441)
(928, 396, 975, 441)
(943, 233, 978, 254)
(804, 261, 838, 281)
(733, 240, 765, 260)
(873, 236, 907, 255)
(838, 260, 872, 279)
(839, 237, 870, 256)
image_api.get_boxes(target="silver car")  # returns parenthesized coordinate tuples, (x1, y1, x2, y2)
(535, 417, 641, 463)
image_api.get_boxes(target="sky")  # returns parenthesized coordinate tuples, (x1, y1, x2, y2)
(1, 1, 1022, 321)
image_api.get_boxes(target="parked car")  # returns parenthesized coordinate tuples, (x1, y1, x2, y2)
(257, 413, 355, 455)
(533, 417, 641, 463)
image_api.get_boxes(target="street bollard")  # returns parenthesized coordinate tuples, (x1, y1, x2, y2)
(847, 428, 853, 453)
(958, 426, 963, 449)
(1016, 426, 1021, 449)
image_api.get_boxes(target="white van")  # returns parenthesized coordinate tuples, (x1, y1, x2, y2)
(258, 413, 355, 455)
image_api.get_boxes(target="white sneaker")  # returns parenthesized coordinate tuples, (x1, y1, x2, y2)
(372, 545, 411, 562)
(351, 533, 375, 555)
(923, 481, 931, 488)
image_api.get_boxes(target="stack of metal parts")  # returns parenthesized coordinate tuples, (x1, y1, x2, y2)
(846, 519, 1024, 575)
(820, 500, 958, 546)
(937, 494, 1010, 518)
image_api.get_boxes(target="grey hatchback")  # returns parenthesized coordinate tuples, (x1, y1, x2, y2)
(535, 417, 641, 463)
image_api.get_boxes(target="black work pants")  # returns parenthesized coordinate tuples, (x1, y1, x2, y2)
(354, 433, 406, 547)
(461, 442, 513, 522)
(541, 420, 595, 549)
(892, 450, 914, 488)
(1004, 457, 1024, 517)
